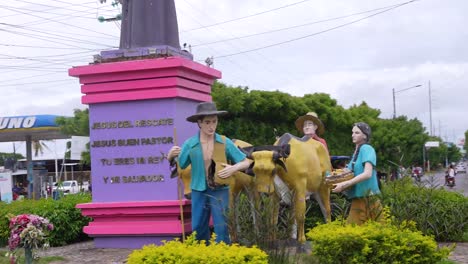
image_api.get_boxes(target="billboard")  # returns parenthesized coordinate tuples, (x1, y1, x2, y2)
(0, 171, 12, 203)
(425, 141, 440, 148)
(70, 136, 90, 160)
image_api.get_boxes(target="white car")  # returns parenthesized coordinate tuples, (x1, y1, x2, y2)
(456, 165, 466, 174)
(53, 180, 80, 194)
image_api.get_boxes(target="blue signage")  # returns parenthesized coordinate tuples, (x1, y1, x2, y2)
(0, 115, 60, 131)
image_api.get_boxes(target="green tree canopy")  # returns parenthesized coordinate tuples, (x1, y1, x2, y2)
(59, 82, 461, 173)
(56, 109, 90, 164)
(0, 152, 24, 166)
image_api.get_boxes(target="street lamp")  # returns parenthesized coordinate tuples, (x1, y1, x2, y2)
(392, 84, 422, 119)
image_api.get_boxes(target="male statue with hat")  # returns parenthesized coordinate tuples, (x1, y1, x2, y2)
(168, 102, 250, 244)
(295, 112, 329, 153)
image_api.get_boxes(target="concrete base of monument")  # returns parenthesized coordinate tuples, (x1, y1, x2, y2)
(96, 45, 194, 63)
(76, 200, 192, 249)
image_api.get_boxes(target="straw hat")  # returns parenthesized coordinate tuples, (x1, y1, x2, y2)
(295, 112, 325, 135)
(186, 102, 228, 123)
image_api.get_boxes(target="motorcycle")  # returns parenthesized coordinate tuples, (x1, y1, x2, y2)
(412, 167, 423, 182)
(445, 175, 455, 187)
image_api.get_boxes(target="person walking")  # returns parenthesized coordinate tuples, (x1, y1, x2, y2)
(332, 122, 382, 224)
(168, 102, 250, 244)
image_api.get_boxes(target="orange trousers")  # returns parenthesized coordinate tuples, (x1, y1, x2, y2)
(347, 197, 383, 225)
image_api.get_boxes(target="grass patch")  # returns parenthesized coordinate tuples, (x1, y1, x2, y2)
(436, 260, 457, 264)
(0, 250, 66, 264)
(462, 231, 468, 242)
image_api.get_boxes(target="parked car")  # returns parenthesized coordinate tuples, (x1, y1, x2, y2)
(53, 180, 80, 194)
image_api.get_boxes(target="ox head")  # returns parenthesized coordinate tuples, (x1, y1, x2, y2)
(240, 144, 290, 193)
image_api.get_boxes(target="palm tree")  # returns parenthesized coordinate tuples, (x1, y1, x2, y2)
(32, 140, 51, 157)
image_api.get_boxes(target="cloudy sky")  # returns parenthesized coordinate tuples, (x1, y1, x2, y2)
(0, 0, 466, 158)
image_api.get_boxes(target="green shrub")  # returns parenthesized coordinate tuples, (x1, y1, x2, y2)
(127, 233, 268, 264)
(306, 220, 453, 264)
(380, 177, 468, 241)
(228, 189, 295, 248)
(228, 188, 320, 263)
(0, 193, 92, 247)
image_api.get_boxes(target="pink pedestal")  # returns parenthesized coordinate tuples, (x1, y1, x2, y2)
(71, 57, 219, 104)
(76, 200, 191, 248)
(69, 57, 221, 248)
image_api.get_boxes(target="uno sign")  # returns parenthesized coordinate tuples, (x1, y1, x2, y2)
(0, 117, 37, 130)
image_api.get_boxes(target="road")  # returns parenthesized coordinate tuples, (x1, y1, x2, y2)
(418, 161, 467, 196)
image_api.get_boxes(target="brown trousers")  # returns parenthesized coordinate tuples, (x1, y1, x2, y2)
(347, 197, 383, 225)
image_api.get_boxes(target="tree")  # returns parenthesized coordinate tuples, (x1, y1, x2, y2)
(372, 117, 428, 171)
(0, 152, 24, 166)
(32, 140, 51, 157)
(56, 109, 90, 164)
(464, 130, 468, 155)
(446, 143, 462, 164)
(55, 109, 89, 136)
(60, 82, 441, 175)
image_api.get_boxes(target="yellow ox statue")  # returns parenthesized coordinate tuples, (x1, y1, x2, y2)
(170, 139, 283, 241)
(171, 139, 284, 242)
(171, 139, 262, 204)
(243, 133, 332, 243)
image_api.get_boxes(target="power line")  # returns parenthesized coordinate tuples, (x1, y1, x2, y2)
(182, 0, 312, 32)
(192, 2, 404, 47)
(0, 78, 73, 87)
(0, 23, 116, 48)
(47, 0, 103, 10)
(0, 43, 89, 50)
(176, 16, 265, 89)
(0, 28, 106, 50)
(0, 23, 112, 47)
(0, 0, 99, 19)
(0, 66, 65, 72)
(0, 52, 95, 75)
(214, 0, 419, 59)
(0, 72, 62, 83)
(0, 4, 96, 20)
(177, 4, 276, 90)
(0, 53, 73, 67)
(0, 4, 118, 38)
(182, 0, 298, 89)
(0, 50, 95, 59)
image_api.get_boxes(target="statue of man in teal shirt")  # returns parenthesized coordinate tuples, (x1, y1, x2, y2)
(168, 102, 250, 244)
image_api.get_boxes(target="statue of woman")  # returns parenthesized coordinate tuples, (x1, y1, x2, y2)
(119, 0, 181, 49)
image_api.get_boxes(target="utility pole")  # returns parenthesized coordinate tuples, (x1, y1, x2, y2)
(392, 84, 421, 119)
(428, 81, 433, 136)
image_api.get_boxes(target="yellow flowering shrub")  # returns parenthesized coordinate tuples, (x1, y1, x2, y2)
(127, 233, 268, 264)
(306, 220, 453, 264)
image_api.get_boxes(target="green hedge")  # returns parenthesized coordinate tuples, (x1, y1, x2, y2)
(381, 178, 468, 241)
(0, 193, 92, 246)
(306, 220, 453, 264)
(305, 178, 468, 242)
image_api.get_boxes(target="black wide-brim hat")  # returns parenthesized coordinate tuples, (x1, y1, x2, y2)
(186, 102, 228, 122)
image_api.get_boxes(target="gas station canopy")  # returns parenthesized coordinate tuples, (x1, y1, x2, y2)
(0, 115, 70, 142)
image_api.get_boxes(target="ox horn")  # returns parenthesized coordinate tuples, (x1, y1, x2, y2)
(244, 162, 255, 177)
(281, 144, 291, 158)
(272, 151, 288, 172)
(240, 146, 254, 159)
